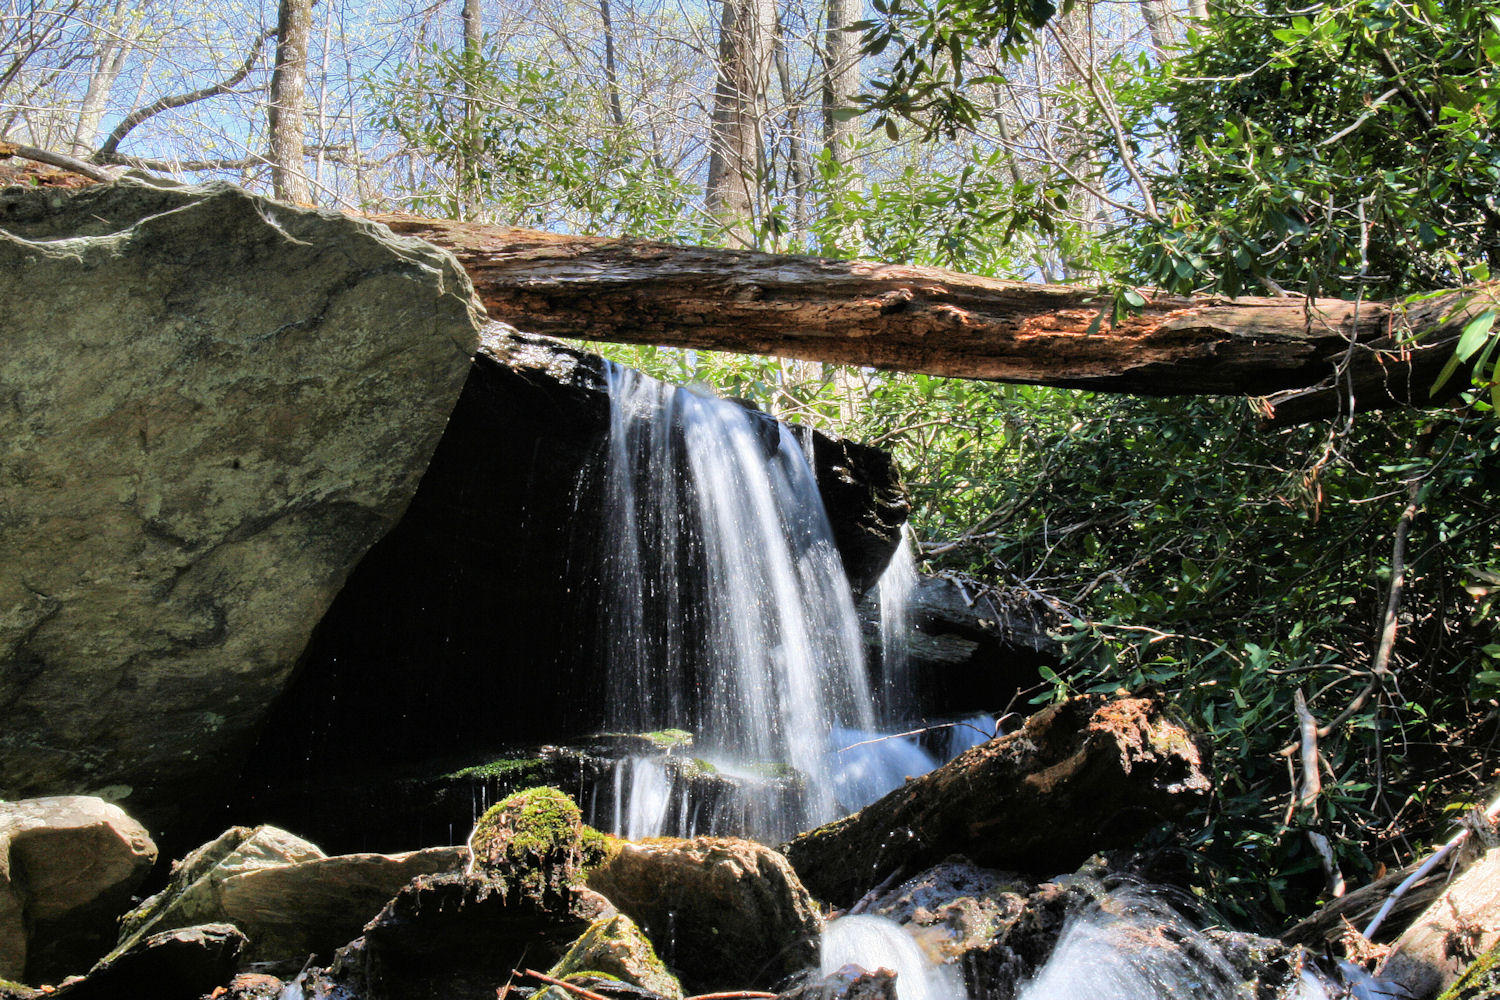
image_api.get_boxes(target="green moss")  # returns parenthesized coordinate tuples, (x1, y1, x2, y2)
(548, 914, 683, 999)
(474, 786, 583, 860)
(580, 824, 621, 872)
(643, 728, 694, 749)
(442, 756, 551, 784)
(1438, 942, 1500, 1000)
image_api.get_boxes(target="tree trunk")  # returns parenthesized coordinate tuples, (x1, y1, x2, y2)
(371, 213, 1498, 422)
(823, 0, 859, 161)
(268, 0, 313, 204)
(1379, 847, 1500, 999)
(459, 0, 483, 219)
(71, 4, 133, 157)
(1138, 0, 1173, 53)
(706, 0, 775, 247)
(822, 0, 862, 251)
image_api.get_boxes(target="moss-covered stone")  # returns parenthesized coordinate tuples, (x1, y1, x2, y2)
(548, 914, 683, 1000)
(642, 730, 694, 750)
(1439, 942, 1500, 1000)
(471, 787, 590, 890)
(0, 978, 39, 1000)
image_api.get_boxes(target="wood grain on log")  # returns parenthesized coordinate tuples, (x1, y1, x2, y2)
(1379, 847, 1500, 999)
(372, 215, 1498, 421)
(781, 696, 1210, 906)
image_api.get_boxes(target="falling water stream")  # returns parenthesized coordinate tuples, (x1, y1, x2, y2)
(593, 364, 990, 842)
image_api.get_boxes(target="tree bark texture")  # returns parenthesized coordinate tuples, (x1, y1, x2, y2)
(706, 0, 775, 246)
(268, 0, 313, 204)
(371, 214, 1498, 421)
(459, 0, 484, 219)
(782, 697, 1211, 906)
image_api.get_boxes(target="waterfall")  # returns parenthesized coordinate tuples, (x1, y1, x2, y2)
(600, 364, 878, 840)
(874, 525, 920, 725)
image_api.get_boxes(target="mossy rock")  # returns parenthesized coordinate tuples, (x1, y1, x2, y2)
(0, 979, 39, 1000)
(472, 786, 598, 890)
(1439, 942, 1500, 1000)
(548, 914, 683, 1000)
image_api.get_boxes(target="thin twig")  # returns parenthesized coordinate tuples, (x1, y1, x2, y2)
(520, 970, 612, 1000)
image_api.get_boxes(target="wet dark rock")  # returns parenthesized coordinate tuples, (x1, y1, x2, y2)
(53, 923, 246, 1000)
(234, 331, 907, 856)
(210, 972, 286, 1000)
(0, 180, 482, 839)
(784, 696, 1212, 906)
(776, 966, 899, 1000)
(586, 836, 822, 993)
(1202, 930, 1322, 1000)
(330, 870, 614, 1000)
(0, 796, 158, 983)
(857, 575, 1059, 719)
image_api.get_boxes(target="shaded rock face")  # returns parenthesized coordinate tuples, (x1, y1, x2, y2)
(333, 870, 615, 1000)
(234, 331, 908, 854)
(0, 796, 157, 983)
(784, 696, 1211, 907)
(586, 836, 822, 992)
(0, 179, 482, 834)
(53, 922, 245, 1000)
(857, 575, 1058, 719)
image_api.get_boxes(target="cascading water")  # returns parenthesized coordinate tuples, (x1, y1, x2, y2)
(874, 525, 920, 726)
(821, 915, 963, 1000)
(599, 364, 880, 840)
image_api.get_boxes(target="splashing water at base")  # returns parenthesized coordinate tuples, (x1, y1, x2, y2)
(1017, 887, 1239, 1000)
(821, 915, 963, 1000)
(1017, 886, 1336, 1000)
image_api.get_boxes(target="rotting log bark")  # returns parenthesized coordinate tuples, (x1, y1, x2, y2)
(1379, 846, 1500, 999)
(371, 215, 1499, 423)
(780, 696, 1211, 907)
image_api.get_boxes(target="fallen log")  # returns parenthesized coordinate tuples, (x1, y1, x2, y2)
(1378, 847, 1500, 999)
(373, 215, 1498, 422)
(780, 696, 1211, 907)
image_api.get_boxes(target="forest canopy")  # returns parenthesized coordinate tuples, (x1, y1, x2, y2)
(4, 0, 1499, 923)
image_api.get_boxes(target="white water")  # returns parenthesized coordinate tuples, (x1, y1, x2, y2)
(597, 366, 1012, 843)
(821, 915, 963, 1000)
(601, 365, 879, 839)
(875, 526, 920, 725)
(1015, 886, 1340, 1000)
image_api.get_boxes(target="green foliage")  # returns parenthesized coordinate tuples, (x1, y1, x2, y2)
(370, 42, 701, 238)
(1121, 0, 1500, 299)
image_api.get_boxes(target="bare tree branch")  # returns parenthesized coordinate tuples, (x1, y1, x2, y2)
(95, 27, 276, 159)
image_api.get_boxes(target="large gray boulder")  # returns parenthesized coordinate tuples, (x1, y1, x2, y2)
(0, 796, 157, 983)
(0, 179, 482, 829)
(116, 823, 467, 968)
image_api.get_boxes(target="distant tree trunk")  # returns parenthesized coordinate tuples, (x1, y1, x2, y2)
(822, 0, 863, 251)
(1138, 0, 1173, 53)
(71, 4, 133, 157)
(599, 0, 627, 130)
(706, 0, 776, 247)
(773, 15, 812, 242)
(822, 0, 859, 161)
(458, 0, 483, 218)
(268, 0, 313, 204)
